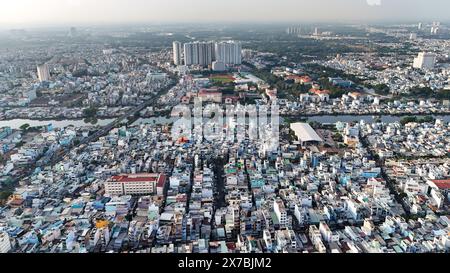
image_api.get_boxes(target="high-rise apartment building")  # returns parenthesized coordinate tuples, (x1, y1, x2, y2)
(286, 26, 302, 35)
(215, 41, 242, 66)
(182, 41, 242, 67)
(183, 41, 215, 66)
(37, 63, 50, 82)
(314, 27, 320, 36)
(173, 41, 182, 65)
(69, 27, 77, 37)
(413, 52, 436, 70)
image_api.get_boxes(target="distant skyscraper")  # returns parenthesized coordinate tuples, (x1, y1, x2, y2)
(183, 42, 215, 66)
(286, 26, 301, 35)
(314, 27, 319, 36)
(183, 43, 194, 66)
(418, 22, 422, 30)
(37, 64, 50, 82)
(69, 27, 77, 37)
(413, 52, 436, 70)
(431, 26, 439, 35)
(215, 41, 242, 66)
(173, 41, 182, 65)
(431, 22, 440, 35)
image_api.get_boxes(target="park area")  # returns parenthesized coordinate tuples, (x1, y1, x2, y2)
(210, 74, 235, 84)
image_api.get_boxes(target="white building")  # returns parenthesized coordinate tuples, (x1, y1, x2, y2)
(413, 52, 436, 70)
(147, 72, 167, 81)
(104, 173, 166, 196)
(183, 41, 215, 66)
(173, 41, 182, 65)
(290, 123, 323, 146)
(319, 222, 332, 243)
(273, 199, 288, 227)
(215, 41, 242, 65)
(0, 232, 11, 253)
(37, 63, 50, 82)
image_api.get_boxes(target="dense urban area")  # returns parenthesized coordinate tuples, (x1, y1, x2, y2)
(0, 22, 450, 254)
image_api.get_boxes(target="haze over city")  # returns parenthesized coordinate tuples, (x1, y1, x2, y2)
(1, 0, 450, 27)
(1, 0, 450, 263)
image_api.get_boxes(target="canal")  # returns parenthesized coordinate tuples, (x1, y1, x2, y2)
(2, 114, 450, 130)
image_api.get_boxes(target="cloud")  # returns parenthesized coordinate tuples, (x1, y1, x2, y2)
(66, 0, 81, 7)
(366, 0, 381, 6)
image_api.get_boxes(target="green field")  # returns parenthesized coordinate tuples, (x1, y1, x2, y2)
(210, 74, 235, 84)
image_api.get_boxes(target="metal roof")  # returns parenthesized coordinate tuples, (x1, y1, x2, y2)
(290, 123, 323, 143)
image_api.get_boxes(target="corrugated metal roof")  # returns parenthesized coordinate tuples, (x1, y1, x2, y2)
(290, 123, 323, 143)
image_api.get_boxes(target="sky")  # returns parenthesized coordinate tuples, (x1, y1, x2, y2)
(1, 0, 449, 27)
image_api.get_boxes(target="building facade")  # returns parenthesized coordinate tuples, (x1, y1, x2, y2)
(183, 42, 215, 67)
(173, 41, 182, 65)
(105, 173, 166, 196)
(413, 52, 436, 70)
(215, 41, 242, 65)
(37, 63, 50, 82)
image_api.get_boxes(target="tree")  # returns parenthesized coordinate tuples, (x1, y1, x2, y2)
(0, 190, 13, 202)
(371, 84, 390, 95)
(400, 116, 418, 126)
(20, 123, 30, 131)
(400, 116, 435, 126)
(83, 106, 98, 118)
(83, 106, 99, 123)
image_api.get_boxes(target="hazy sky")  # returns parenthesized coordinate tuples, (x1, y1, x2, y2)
(1, 0, 449, 27)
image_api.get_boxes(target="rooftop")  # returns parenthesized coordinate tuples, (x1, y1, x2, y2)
(431, 179, 450, 190)
(111, 173, 162, 183)
(290, 123, 323, 143)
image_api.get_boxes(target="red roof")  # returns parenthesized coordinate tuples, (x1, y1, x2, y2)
(111, 173, 160, 183)
(431, 179, 450, 190)
(309, 89, 330, 95)
(226, 242, 236, 250)
(300, 76, 312, 82)
(157, 174, 167, 188)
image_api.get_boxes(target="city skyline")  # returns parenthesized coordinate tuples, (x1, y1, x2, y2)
(1, 0, 450, 260)
(1, 0, 450, 27)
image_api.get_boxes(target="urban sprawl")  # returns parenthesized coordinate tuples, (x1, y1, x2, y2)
(0, 23, 450, 253)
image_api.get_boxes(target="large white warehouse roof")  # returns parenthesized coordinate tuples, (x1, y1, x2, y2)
(290, 123, 323, 143)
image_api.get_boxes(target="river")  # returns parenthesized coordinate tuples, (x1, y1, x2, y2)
(0, 118, 115, 129)
(2, 114, 450, 130)
(293, 114, 450, 124)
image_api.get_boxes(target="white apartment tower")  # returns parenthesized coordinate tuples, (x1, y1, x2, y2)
(215, 41, 242, 66)
(413, 52, 436, 70)
(173, 41, 182, 65)
(183, 41, 215, 66)
(37, 63, 50, 82)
